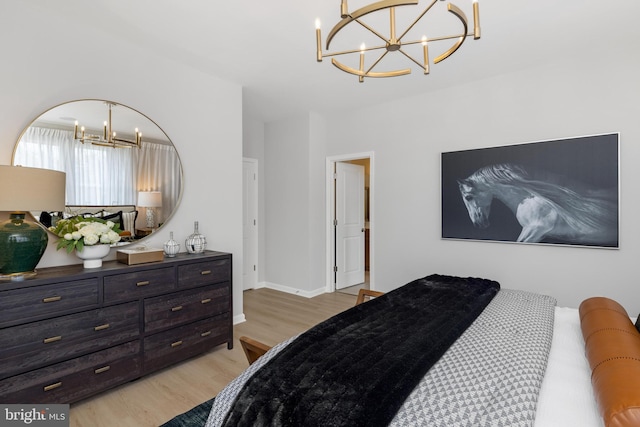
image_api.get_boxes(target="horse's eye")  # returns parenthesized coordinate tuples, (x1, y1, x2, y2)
(464, 195, 473, 201)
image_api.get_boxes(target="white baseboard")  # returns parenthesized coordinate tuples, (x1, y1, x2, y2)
(233, 313, 246, 325)
(263, 281, 326, 298)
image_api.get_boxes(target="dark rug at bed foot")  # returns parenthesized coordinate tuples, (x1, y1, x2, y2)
(160, 397, 214, 427)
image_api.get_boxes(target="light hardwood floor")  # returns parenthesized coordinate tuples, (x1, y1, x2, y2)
(70, 288, 356, 427)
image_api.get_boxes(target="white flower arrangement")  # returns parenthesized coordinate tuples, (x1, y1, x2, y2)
(50, 216, 121, 253)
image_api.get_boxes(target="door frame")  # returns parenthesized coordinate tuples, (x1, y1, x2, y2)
(243, 157, 259, 290)
(325, 151, 375, 293)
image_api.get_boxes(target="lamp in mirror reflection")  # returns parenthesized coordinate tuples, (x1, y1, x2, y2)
(74, 101, 142, 148)
(315, 0, 480, 82)
(0, 165, 66, 281)
(138, 191, 162, 229)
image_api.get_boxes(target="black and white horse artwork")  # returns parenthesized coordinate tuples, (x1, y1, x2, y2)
(457, 164, 618, 246)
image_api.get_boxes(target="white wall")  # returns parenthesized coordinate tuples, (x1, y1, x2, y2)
(264, 115, 322, 296)
(0, 3, 244, 321)
(260, 113, 327, 296)
(308, 113, 328, 292)
(260, 43, 640, 314)
(321, 52, 640, 313)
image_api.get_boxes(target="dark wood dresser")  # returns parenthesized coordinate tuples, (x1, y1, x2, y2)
(0, 250, 232, 404)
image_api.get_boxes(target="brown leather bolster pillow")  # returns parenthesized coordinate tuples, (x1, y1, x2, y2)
(579, 297, 640, 427)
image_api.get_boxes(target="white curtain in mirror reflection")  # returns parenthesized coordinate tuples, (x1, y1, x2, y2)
(13, 126, 182, 220)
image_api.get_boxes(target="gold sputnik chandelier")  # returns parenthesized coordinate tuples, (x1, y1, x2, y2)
(74, 102, 142, 148)
(315, 0, 480, 82)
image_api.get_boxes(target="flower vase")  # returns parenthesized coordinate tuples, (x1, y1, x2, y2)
(76, 244, 111, 268)
(164, 232, 180, 257)
(185, 221, 206, 254)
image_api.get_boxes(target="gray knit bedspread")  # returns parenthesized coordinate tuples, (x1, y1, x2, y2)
(206, 289, 556, 427)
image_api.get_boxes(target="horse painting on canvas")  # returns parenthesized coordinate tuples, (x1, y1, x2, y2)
(457, 164, 618, 246)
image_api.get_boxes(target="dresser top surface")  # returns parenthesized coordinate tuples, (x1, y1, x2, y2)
(0, 250, 231, 291)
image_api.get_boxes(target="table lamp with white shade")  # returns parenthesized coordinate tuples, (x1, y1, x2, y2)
(0, 165, 66, 281)
(138, 191, 162, 228)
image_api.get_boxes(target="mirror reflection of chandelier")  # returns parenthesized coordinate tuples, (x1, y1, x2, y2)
(315, 0, 480, 82)
(74, 101, 142, 148)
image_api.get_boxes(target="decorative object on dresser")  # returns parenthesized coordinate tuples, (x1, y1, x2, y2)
(0, 165, 66, 281)
(75, 244, 112, 269)
(164, 232, 180, 257)
(0, 250, 232, 404)
(49, 216, 122, 269)
(138, 191, 163, 228)
(186, 221, 207, 254)
(117, 246, 165, 265)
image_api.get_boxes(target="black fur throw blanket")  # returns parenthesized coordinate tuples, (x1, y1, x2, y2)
(222, 274, 500, 427)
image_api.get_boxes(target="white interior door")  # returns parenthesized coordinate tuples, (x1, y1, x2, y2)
(335, 162, 365, 289)
(242, 159, 258, 290)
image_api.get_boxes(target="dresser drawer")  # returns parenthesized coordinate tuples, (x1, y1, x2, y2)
(143, 314, 230, 373)
(0, 302, 140, 380)
(104, 267, 176, 303)
(0, 279, 99, 328)
(144, 283, 230, 334)
(0, 340, 141, 404)
(178, 257, 231, 289)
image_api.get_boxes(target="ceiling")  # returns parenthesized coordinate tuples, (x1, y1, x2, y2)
(27, 0, 636, 123)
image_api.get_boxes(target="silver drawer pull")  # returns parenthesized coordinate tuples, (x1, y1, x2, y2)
(44, 382, 62, 392)
(94, 366, 111, 374)
(200, 270, 212, 275)
(201, 331, 212, 337)
(43, 296, 62, 303)
(136, 281, 150, 287)
(171, 340, 183, 348)
(201, 298, 212, 304)
(94, 323, 110, 331)
(171, 305, 183, 312)
(43, 336, 62, 344)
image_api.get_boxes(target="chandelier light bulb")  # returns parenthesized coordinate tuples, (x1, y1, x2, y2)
(316, 19, 323, 61)
(422, 35, 430, 75)
(473, 0, 480, 39)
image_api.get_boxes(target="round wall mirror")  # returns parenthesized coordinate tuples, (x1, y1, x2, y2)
(12, 99, 183, 245)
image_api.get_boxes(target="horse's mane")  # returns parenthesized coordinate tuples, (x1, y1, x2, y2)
(467, 164, 617, 234)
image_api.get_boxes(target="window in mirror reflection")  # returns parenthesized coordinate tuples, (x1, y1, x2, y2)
(14, 126, 182, 233)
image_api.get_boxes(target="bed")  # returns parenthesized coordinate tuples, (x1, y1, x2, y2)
(62, 205, 138, 235)
(204, 274, 640, 427)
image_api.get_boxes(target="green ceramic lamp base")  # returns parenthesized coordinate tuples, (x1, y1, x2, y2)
(0, 212, 48, 281)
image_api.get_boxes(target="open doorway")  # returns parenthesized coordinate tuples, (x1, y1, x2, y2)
(325, 152, 374, 295)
